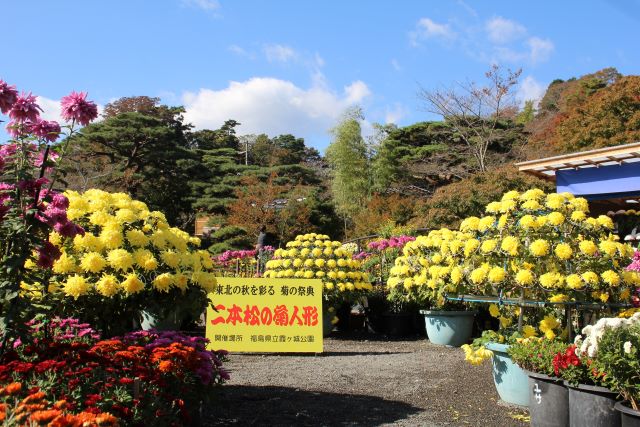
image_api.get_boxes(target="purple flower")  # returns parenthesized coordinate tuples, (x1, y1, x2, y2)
(50, 192, 70, 209)
(5, 120, 26, 139)
(627, 250, 640, 272)
(9, 92, 41, 122)
(54, 221, 85, 238)
(29, 119, 61, 143)
(0, 80, 18, 114)
(36, 241, 62, 268)
(60, 91, 98, 125)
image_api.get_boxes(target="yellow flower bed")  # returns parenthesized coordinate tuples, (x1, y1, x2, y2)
(44, 189, 216, 299)
(388, 190, 639, 363)
(263, 233, 371, 303)
(390, 190, 638, 304)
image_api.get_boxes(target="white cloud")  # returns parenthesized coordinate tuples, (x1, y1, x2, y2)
(411, 18, 455, 46)
(181, 0, 219, 11)
(391, 58, 402, 71)
(517, 76, 546, 106)
(228, 44, 253, 58)
(491, 36, 554, 64)
(485, 17, 526, 44)
(384, 103, 408, 124)
(344, 81, 371, 104)
(457, 0, 478, 17)
(314, 53, 325, 68)
(182, 77, 371, 143)
(264, 44, 297, 63)
(527, 37, 554, 64)
(36, 96, 64, 123)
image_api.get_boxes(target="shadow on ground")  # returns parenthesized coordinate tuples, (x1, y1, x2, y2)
(203, 385, 422, 426)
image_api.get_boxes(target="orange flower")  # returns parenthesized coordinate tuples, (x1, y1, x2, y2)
(95, 412, 119, 426)
(158, 360, 174, 372)
(29, 409, 62, 423)
(49, 414, 82, 427)
(53, 400, 69, 410)
(1, 382, 22, 396)
(21, 391, 46, 404)
(17, 403, 47, 413)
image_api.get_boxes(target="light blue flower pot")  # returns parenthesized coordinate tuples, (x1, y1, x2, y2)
(420, 310, 476, 347)
(486, 342, 530, 407)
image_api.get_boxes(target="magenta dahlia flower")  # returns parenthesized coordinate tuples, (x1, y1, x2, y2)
(60, 91, 98, 125)
(9, 92, 41, 122)
(0, 80, 18, 114)
(29, 119, 61, 142)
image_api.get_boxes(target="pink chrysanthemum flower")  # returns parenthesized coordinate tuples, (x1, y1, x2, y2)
(29, 119, 61, 142)
(60, 91, 98, 125)
(8, 92, 41, 122)
(0, 80, 18, 114)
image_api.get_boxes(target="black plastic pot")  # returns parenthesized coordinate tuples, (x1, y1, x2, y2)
(527, 371, 568, 427)
(382, 312, 415, 336)
(616, 401, 640, 427)
(566, 382, 620, 427)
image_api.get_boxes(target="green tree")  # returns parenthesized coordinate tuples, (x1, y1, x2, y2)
(515, 100, 536, 125)
(413, 165, 554, 230)
(325, 107, 370, 236)
(62, 109, 198, 227)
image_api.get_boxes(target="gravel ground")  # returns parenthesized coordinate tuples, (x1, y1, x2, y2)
(204, 333, 529, 426)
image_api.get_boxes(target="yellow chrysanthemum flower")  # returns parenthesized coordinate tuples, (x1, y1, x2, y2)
(121, 273, 144, 294)
(566, 274, 584, 289)
(80, 252, 107, 274)
(601, 270, 620, 286)
(63, 275, 90, 299)
(107, 249, 134, 271)
(126, 229, 149, 247)
(515, 269, 535, 286)
(554, 243, 573, 260)
(488, 266, 506, 283)
(579, 240, 598, 256)
(529, 239, 550, 257)
(96, 274, 119, 297)
(53, 253, 78, 274)
(153, 273, 173, 292)
(489, 304, 500, 318)
(522, 325, 537, 338)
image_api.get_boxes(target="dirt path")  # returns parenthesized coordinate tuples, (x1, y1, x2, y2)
(204, 333, 529, 426)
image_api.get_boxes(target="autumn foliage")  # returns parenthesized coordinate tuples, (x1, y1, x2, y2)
(525, 68, 640, 157)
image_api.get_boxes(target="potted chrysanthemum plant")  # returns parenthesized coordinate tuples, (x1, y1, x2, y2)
(387, 229, 477, 345)
(452, 189, 639, 407)
(263, 233, 372, 336)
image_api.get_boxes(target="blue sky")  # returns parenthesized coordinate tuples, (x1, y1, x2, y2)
(1, 0, 639, 150)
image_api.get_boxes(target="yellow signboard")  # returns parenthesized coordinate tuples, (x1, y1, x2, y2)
(206, 278, 323, 353)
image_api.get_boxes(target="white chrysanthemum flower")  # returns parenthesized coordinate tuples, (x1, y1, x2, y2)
(623, 341, 633, 354)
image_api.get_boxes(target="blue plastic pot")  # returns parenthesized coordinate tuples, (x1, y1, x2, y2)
(485, 342, 530, 407)
(420, 310, 476, 347)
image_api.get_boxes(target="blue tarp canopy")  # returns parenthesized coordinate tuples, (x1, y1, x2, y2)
(556, 162, 640, 201)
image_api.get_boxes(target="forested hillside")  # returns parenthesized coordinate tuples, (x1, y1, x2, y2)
(60, 67, 640, 252)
